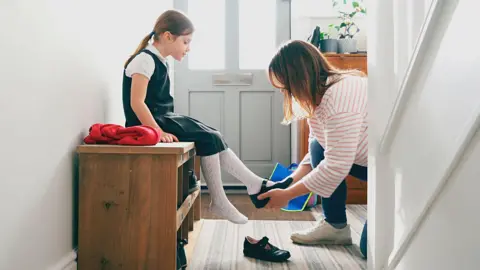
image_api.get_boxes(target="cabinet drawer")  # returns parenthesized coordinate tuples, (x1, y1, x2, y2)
(326, 55, 368, 74)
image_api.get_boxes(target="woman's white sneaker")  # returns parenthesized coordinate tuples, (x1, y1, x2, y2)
(290, 219, 353, 245)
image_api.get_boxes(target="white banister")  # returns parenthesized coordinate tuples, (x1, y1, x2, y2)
(385, 107, 480, 270)
(379, 0, 442, 155)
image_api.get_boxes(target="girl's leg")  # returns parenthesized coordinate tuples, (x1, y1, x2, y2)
(219, 149, 280, 194)
(200, 153, 248, 224)
(219, 148, 293, 208)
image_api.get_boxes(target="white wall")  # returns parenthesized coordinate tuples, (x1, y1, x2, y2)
(369, 0, 480, 269)
(291, 0, 368, 50)
(396, 131, 480, 270)
(0, 0, 172, 269)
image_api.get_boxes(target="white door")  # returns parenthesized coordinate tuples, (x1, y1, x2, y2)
(173, 0, 291, 186)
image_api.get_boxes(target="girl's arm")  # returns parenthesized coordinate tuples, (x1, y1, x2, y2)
(130, 74, 161, 130)
(130, 74, 178, 142)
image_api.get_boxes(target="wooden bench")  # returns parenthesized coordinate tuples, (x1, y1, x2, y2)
(77, 142, 202, 270)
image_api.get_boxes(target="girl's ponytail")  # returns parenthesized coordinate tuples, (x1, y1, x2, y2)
(124, 31, 155, 68)
(124, 10, 194, 69)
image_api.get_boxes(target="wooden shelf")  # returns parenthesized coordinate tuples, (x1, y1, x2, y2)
(176, 189, 200, 231)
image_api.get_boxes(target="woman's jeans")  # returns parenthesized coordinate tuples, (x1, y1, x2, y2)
(309, 138, 368, 258)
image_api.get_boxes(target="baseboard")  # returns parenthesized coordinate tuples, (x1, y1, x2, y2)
(201, 184, 248, 194)
(47, 249, 77, 270)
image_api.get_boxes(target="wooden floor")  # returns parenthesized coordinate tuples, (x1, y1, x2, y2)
(189, 194, 368, 269)
(201, 194, 316, 221)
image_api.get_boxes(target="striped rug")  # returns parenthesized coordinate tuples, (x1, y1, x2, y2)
(188, 218, 367, 269)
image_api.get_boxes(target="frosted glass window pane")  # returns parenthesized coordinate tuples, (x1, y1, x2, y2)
(188, 0, 225, 69)
(239, 0, 276, 69)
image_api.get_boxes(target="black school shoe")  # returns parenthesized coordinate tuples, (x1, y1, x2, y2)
(249, 177, 293, 208)
(177, 239, 188, 269)
(243, 236, 291, 262)
(188, 170, 200, 194)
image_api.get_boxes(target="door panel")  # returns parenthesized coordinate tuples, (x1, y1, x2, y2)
(174, 0, 291, 185)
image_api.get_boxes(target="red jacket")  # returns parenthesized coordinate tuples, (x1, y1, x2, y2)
(84, 123, 161, 146)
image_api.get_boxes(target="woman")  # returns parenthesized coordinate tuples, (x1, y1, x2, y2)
(259, 40, 368, 257)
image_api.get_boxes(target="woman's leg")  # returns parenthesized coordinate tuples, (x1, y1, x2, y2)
(291, 138, 367, 246)
(360, 221, 367, 258)
(309, 139, 348, 226)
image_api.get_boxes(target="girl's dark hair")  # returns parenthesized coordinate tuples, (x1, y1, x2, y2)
(124, 9, 194, 68)
(268, 40, 365, 123)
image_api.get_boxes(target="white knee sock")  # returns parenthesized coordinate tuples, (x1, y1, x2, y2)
(219, 149, 275, 194)
(200, 154, 248, 224)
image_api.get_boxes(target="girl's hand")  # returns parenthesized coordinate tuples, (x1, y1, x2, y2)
(160, 132, 179, 143)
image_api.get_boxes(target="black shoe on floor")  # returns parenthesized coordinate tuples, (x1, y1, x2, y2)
(249, 177, 293, 208)
(243, 236, 291, 262)
(188, 170, 200, 194)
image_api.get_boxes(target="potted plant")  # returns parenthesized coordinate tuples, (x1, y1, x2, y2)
(319, 24, 338, 54)
(332, 0, 366, 53)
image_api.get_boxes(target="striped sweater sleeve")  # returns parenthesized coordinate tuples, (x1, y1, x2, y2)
(301, 112, 364, 198)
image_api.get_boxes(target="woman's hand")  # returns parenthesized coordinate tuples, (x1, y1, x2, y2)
(257, 189, 292, 209)
(160, 132, 179, 143)
(258, 182, 311, 209)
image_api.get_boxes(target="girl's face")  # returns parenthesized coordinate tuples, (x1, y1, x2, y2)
(167, 33, 193, 61)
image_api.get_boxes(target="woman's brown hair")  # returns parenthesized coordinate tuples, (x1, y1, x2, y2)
(124, 10, 194, 68)
(268, 40, 365, 124)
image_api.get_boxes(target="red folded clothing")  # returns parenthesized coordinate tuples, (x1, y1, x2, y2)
(84, 123, 161, 146)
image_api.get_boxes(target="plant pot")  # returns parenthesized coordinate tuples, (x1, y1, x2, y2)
(319, 39, 338, 54)
(337, 38, 358, 53)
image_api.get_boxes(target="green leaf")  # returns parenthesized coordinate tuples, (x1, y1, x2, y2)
(350, 11, 357, 17)
(340, 22, 347, 28)
(352, 1, 360, 8)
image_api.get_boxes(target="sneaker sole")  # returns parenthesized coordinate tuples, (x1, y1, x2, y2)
(290, 235, 353, 246)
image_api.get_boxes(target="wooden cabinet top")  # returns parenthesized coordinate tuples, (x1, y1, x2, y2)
(77, 142, 195, 155)
(324, 53, 367, 58)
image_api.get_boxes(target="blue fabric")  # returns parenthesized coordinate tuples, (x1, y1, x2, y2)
(309, 138, 368, 258)
(270, 163, 315, 211)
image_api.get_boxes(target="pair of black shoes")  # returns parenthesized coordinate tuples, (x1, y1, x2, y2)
(243, 236, 291, 262)
(249, 177, 293, 208)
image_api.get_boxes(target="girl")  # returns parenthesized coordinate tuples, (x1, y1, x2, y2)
(258, 40, 368, 258)
(122, 10, 292, 224)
